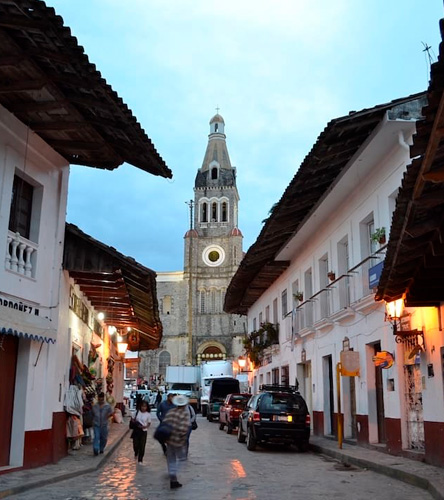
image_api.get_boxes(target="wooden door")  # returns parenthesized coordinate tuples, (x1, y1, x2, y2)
(0, 334, 19, 466)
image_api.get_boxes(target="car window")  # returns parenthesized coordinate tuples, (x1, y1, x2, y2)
(259, 392, 306, 412)
(247, 395, 258, 409)
(230, 395, 249, 405)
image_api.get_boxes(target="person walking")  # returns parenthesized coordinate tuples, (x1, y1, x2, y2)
(185, 403, 196, 458)
(162, 394, 191, 489)
(155, 390, 162, 408)
(131, 400, 152, 463)
(92, 392, 113, 456)
(156, 392, 176, 454)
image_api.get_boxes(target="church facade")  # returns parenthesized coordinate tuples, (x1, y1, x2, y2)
(140, 114, 246, 383)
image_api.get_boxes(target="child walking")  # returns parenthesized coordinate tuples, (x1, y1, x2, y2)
(131, 400, 152, 463)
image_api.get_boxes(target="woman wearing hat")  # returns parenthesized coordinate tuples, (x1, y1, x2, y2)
(162, 394, 191, 489)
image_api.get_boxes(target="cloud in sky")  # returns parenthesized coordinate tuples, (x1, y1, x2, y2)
(49, 0, 442, 271)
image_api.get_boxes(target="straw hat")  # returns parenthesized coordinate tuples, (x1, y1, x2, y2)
(173, 394, 189, 407)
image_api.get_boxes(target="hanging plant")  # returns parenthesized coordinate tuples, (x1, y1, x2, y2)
(293, 291, 303, 302)
(327, 271, 336, 281)
(243, 322, 279, 367)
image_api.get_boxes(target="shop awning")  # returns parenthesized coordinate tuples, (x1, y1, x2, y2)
(0, 306, 56, 343)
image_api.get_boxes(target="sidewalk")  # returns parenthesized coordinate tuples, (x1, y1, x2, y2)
(0, 425, 443, 499)
(310, 436, 444, 500)
(0, 418, 130, 499)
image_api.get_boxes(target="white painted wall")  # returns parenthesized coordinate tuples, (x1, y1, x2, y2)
(0, 104, 69, 464)
(244, 114, 442, 444)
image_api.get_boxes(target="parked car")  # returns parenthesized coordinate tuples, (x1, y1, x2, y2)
(219, 393, 251, 434)
(207, 378, 240, 421)
(237, 385, 310, 451)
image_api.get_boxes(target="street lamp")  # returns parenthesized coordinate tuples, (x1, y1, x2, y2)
(117, 342, 128, 355)
(238, 356, 247, 371)
(385, 298, 404, 335)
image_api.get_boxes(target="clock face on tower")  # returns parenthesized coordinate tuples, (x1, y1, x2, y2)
(202, 245, 225, 267)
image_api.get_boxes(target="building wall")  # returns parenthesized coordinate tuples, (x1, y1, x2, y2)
(0, 105, 69, 468)
(243, 116, 444, 464)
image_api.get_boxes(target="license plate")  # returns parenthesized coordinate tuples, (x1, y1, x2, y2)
(274, 415, 293, 422)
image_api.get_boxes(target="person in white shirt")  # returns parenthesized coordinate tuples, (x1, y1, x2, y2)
(131, 400, 152, 463)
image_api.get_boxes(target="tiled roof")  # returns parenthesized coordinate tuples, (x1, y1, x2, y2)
(376, 18, 444, 305)
(224, 93, 426, 314)
(0, 0, 171, 178)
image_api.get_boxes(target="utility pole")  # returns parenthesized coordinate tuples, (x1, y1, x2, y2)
(185, 200, 194, 365)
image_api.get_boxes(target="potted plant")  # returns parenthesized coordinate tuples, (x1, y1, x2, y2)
(293, 291, 303, 302)
(327, 271, 336, 281)
(371, 227, 386, 245)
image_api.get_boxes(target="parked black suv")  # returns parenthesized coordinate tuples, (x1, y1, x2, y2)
(237, 385, 310, 451)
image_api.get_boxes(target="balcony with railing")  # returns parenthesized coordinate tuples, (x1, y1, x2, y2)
(292, 247, 386, 338)
(5, 231, 37, 279)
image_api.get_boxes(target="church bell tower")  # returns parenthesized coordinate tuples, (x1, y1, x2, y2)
(184, 113, 244, 363)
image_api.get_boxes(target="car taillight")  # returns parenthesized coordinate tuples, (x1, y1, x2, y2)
(253, 411, 261, 421)
(305, 414, 311, 426)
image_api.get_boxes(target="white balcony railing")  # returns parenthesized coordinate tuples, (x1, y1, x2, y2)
(289, 247, 386, 336)
(5, 231, 37, 278)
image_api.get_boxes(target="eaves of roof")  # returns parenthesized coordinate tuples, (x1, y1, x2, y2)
(224, 92, 426, 315)
(376, 18, 444, 306)
(63, 223, 162, 351)
(0, 0, 171, 178)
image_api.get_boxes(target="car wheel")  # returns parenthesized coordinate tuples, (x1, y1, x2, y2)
(219, 422, 225, 430)
(237, 422, 246, 443)
(226, 423, 233, 434)
(297, 440, 309, 452)
(208, 414, 213, 422)
(246, 427, 257, 451)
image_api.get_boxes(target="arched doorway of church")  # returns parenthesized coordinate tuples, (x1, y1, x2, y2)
(196, 341, 227, 364)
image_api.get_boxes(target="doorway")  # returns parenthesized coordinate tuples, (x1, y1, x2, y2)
(374, 342, 386, 443)
(404, 363, 425, 451)
(323, 355, 334, 435)
(0, 335, 19, 466)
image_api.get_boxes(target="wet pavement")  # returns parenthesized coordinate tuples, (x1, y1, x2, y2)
(0, 412, 442, 499)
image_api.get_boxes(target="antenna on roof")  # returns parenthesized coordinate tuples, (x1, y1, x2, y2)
(422, 41, 436, 80)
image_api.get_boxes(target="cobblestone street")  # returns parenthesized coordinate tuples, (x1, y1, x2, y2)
(8, 414, 431, 500)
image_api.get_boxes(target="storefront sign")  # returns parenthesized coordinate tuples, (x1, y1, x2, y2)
(372, 351, 394, 369)
(340, 350, 360, 376)
(0, 295, 40, 316)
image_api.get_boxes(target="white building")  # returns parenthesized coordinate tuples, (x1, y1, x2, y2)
(225, 93, 436, 461)
(0, 3, 169, 471)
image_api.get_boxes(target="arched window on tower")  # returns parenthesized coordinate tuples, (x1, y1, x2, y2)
(202, 202, 208, 223)
(211, 290, 216, 313)
(221, 202, 227, 222)
(212, 202, 218, 222)
(211, 167, 218, 180)
(200, 290, 206, 314)
(215, 123, 218, 132)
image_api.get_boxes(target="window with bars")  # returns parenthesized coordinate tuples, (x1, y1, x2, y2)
(281, 289, 288, 319)
(9, 175, 33, 239)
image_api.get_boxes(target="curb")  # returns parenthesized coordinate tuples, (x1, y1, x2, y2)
(0, 428, 130, 499)
(309, 442, 444, 500)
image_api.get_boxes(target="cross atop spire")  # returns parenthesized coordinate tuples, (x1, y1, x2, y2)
(216, 105, 220, 114)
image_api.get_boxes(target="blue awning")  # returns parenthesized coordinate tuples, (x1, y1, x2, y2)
(0, 326, 56, 344)
(0, 306, 56, 344)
